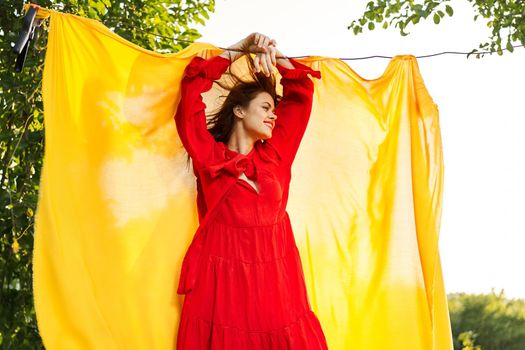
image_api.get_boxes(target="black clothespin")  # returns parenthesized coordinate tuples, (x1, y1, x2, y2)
(13, 3, 43, 73)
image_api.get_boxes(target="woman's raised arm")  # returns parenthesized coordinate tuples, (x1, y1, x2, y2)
(174, 33, 276, 171)
(263, 47, 322, 167)
(174, 54, 231, 171)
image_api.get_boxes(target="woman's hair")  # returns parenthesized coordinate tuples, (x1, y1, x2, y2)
(185, 54, 282, 168)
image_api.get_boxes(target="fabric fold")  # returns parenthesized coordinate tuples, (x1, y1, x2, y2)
(277, 58, 322, 80)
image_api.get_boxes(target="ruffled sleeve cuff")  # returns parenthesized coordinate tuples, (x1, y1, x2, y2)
(276, 58, 321, 80)
(184, 55, 231, 80)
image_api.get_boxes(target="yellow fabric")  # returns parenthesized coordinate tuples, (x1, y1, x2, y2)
(32, 7, 452, 350)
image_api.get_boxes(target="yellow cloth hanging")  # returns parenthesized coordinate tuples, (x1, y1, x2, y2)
(31, 5, 452, 350)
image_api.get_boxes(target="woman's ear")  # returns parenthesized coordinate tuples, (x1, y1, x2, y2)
(233, 105, 245, 119)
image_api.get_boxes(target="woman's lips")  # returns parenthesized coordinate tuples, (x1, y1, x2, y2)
(264, 122, 274, 130)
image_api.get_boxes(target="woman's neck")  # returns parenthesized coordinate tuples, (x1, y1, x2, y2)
(226, 136, 255, 155)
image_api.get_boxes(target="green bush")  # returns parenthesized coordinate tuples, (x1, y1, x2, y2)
(449, 288, 525, 350)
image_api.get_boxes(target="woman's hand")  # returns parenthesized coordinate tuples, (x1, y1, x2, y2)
(254, 45, 294, 75)
(221, 33, 277, 64)
(254, 44, 277, 77)
(237, 32, 277, 55)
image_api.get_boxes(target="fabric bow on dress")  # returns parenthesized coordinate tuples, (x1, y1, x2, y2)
(177, 153, 258, 295)
(206, 153, 258, 181)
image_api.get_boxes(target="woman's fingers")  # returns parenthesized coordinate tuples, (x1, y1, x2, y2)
(254, 50, 277, 76)
(246, 33, 264, 53)
(248, 33, 279, 75)
(260, 52, 269, 75)
(266, 52, 275, 75)
(260, 36, 270, 51)
(266, 53, 273, 75)
(255, 52, 268, 75)
(243, 33, 278, 56)
(268, 45, 277, 65)
(254, 54, 261, 73)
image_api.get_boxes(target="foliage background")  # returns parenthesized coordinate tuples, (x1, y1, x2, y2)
(348, 0, 525, 57)
(0, 0, 214, 348)
(449, 289, 525, 350)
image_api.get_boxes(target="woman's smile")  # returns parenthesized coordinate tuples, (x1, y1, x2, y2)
(264, 121, 274, 130)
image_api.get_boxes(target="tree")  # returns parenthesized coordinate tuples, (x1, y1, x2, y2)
(448, 288, 525, 350)
(0, 0, 214, 348)
(348, 0, 525, 57)
(458, 330, 482, 350)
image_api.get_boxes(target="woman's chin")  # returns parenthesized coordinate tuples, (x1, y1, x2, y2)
(257, 130, 272, 140)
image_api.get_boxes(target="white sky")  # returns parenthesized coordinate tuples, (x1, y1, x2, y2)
(195, 0, 525, 299)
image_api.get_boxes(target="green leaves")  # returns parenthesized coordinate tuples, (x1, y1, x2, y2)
(448, 290, 525, 350)
(506, 40, 514, 53)
(348, 0, 524, 58)
(445, 4, 453, 17)
(87, 0, 108, 16)
(432, 9, 445, 24)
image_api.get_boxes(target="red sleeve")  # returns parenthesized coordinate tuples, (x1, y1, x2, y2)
(174, 55, 230, 170)
(265, 58, 321, 166)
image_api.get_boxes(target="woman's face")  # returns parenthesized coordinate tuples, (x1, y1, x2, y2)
(234, 91, 277, 141)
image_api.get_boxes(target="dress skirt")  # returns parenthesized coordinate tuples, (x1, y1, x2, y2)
(176, 179, 328, 349)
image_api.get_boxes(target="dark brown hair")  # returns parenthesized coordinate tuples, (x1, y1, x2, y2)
(185, 54, 282, 168)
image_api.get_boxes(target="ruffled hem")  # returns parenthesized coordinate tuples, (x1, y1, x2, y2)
(177, 215, 293, 295)
(177, 309, 328, 350)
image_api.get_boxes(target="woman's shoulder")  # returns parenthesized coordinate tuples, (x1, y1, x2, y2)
(259, 140, 289, 173)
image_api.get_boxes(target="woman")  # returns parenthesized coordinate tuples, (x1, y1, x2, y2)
(175, 33, 328, 349)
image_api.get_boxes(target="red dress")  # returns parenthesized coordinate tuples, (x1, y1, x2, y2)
(174, 54, 328, 349)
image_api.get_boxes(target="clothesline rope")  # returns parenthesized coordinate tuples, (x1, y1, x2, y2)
(20, 3, 524, 60)
(133, 27, 524, 60)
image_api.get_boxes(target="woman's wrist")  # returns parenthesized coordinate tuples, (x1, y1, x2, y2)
(219, 37, 248, 62)
(219, 48, 244, 62)
(274, 48, 293, 69)
(217, 36, 293, 69)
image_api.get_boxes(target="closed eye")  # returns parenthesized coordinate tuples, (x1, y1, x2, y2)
(262, 103, 274, 112)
